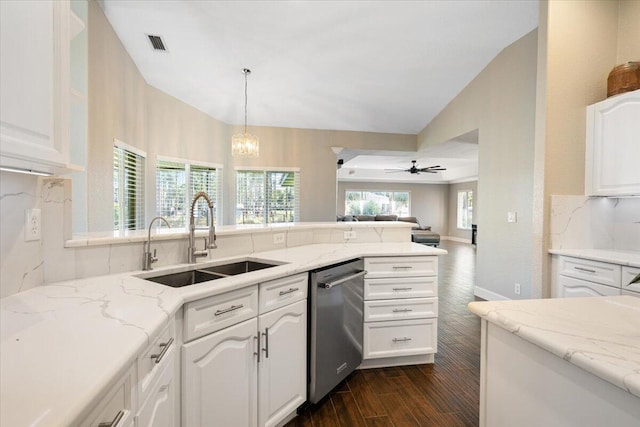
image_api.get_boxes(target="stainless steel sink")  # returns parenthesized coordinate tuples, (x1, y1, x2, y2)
(139, 259, 283, 288)
(144, 269, 224, 288)
(199, 260, 279, 276)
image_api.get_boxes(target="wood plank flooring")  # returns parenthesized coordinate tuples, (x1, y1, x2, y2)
(286, 241, 481, 427)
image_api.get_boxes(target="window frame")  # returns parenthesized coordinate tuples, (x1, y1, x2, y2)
(344, 189, 411, 217)
(113, 139, 146, 231)
(456, 190, 473, 230)
(156, 155, 223, 228)
(235, 166, 300, 225)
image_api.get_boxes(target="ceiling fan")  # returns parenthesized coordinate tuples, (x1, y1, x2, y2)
(385, 160, 447, 174)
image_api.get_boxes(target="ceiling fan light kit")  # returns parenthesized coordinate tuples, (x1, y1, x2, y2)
(232, 68, 259, 157)
(385, 160, 447, 175)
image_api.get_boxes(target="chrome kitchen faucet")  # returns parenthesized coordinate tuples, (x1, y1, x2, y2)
(188, 191, 217, 263)
(143, 216, 171, 271)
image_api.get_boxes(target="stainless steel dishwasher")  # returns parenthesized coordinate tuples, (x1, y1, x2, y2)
(309, 258, 366, 404)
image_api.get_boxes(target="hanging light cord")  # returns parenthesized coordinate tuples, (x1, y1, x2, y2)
(243, 68, 251, 134)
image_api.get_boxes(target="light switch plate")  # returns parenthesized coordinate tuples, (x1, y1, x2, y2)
(507, 211, 517, 223)
(273, 233, 285, 244)
(25, 208, 41, 241)
(344, 230, 357, 239)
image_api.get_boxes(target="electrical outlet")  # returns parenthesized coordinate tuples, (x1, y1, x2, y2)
(343, 230, 357, 239)
(273, 233, 285, 244)
(25, 208, 41, 241)
(514, 283, 521, 295)
(507, 211, 518, 223)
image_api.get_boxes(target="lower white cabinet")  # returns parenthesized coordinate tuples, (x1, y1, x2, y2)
(555, 256, 637, 298)
(182, 275, 308, 427)
(183, 317, 259, 427)
(557, 275, 621, 298)
(137, 349, 177, 427)
(79, 364, 136, 427)
(258, 299, 307, 427)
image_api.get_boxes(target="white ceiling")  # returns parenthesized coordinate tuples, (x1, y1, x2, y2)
(337, 129, 479, 183)
(100, 0, 538, 135)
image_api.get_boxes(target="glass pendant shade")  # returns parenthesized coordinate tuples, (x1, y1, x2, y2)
(231, 132, 259, 157)
(232, 68, 259, 157)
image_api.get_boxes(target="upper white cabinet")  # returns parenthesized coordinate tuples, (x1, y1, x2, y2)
(585, 89, 640, 196)
(0, 0, 79, 174)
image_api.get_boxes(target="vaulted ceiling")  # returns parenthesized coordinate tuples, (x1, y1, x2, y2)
(101, 0, 538, 135)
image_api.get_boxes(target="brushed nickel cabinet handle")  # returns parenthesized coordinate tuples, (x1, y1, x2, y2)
(279, 287, 299, 296)
(629, 272, 640, 285)
(392, 287, 413, 291)
(214, 304, 244, 316)
(392, 308, 413, 313)
(392, 266, 413, 270)
(318, 270, 367, 289)
(254, 335, 261, 363)
(392, 337, 412, 343)
(574, 266, 597, 273)
(150, 337, 174, 364)
(98, 410, 125, 427)
(262, 328, 269, 358)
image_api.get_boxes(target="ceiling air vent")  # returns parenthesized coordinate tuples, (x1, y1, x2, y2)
(147, 34, 167, 51)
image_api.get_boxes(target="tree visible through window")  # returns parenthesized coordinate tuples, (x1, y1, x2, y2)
(113, 143, 145, 231)
(344, 191, 410, 216)
(156, 159, 222, 228)
(236, 170, 300, 224)
(457, 190, 473, 229)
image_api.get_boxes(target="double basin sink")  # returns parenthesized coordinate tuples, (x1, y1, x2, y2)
(140, 259, 282, 288)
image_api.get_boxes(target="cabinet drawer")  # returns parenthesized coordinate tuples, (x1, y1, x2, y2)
(365, 256, 437, 279)
(364, 298, 437, 322)
(79, 364, 135, 427)
(138, 322, 175, 406)
(365, 276, 437, 300)
(363, 318, 437, 359)
(622, 266, 640, 293)
(559, 256, 621, 287)
(259, 273, 308, 314)
(558, 275, 621, 298)
(622, 289, 640, 298)
(184, 285, 258, 342)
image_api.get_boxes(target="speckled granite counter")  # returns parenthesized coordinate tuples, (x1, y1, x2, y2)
(468, 296, 640, 399)
(1, 242, 445, 427)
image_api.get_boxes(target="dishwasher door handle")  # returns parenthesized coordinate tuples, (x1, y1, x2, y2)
(318, 270, 367, 289)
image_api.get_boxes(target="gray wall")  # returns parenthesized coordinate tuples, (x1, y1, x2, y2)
(337, 181, 448, 235)
(448, 180, 478, 240)
(418, 30, 538, 300)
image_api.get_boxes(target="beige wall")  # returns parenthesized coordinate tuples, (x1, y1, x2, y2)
(337, 181, 449, 234)
(618, 0, 640, 63)
(448, 181, 478, 240)
(418, 30, 538, 300)
(87, 1, 416, 230)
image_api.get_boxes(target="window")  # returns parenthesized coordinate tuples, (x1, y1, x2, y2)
(344, 191, 410, 216)
(113, 141, 145, 231)
(236, 169, 300, 224)
(156, 158, 222, 228)
(457, 190, 473, 229)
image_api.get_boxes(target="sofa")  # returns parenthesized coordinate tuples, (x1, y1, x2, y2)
(336, 214, 440, 246)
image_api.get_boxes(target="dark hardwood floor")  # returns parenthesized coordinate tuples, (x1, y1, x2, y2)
(286, 241, 481, 427)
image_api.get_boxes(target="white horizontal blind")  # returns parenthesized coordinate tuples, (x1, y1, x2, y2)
(190, 165, 221, 226)
(156, 160, 186, 228)
(113, 145, 145, 231)
(236, 170, 300, 224)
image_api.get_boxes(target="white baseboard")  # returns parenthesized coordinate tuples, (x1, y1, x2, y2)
(474, 286, 509, 301)
(442, 236, 472, 244)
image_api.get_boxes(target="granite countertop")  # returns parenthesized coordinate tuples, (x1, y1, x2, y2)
(548, 248, 640, 268)
(468, 296, 640, 399)
(0, 242, 445, 427)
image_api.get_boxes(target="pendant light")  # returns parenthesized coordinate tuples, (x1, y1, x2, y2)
(232, 68, 259, 157)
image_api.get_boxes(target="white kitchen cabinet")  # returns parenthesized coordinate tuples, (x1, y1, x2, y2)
(585, 89, 640, 196)
(137, 349, 177, 427)
(0, 0, 78, 174)
(258, 299, 307, 427)
(622, 266, 640, 294)
(361, 256, 439, 368)
(555, 256, 625, 298)
(182, 317, 259, 427)
(79, 364, 135, 427)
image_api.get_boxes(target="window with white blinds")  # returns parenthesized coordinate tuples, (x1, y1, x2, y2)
(236, 169, 300, 224)
(156, 158, 222, 228)
(113, 143, 146, 231)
